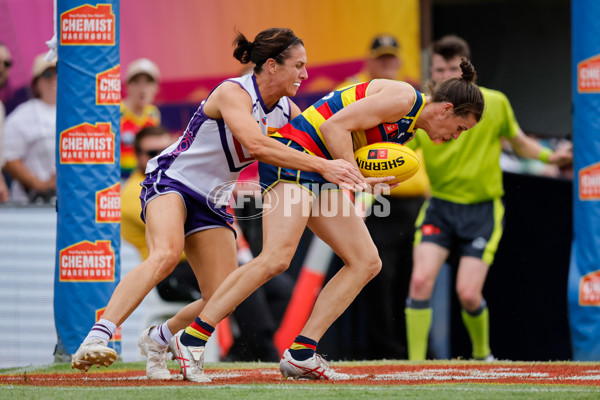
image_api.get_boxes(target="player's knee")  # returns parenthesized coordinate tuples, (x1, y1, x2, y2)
(457, 288, 482, 311)
(147, 249, 180, 282)
(154, 261, 178, 282)
(350, 252, 381, 282)
(364, 255, 382, 279)
(409, 273, 435, 297)
(265, 258, 291, 278)
(255, 252, 292, 279)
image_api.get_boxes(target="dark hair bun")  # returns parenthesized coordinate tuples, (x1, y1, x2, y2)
(233, 32, 253, 64)
(460, 57, 477, 83)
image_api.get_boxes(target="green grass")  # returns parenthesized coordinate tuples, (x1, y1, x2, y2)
(2, 384, 600, 400)
(2, 361, 600, 400)
(0, 360, 271, 375)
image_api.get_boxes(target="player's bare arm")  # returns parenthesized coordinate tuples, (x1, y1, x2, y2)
(320, 80, 413, 189)
(321, 81, 415, 161)
(215, 82, 367, 190)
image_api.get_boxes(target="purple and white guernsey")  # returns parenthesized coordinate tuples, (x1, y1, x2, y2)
(145, 74, 292, 206)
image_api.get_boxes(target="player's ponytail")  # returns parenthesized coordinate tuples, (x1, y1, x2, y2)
(233, 28, 304, 73)
(233, 32, 253, 65)
(459, 58, 477, 83)
(429, 57, 484, 121)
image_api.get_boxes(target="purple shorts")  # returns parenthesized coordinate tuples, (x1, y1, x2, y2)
(140, 170, 235, 237)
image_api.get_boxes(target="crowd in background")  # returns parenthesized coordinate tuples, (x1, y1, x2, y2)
(0, 37, 573, 206)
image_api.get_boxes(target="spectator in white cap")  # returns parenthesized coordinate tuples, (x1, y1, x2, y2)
(2, 53, 57, 204)
(338, 34, 406, 88)
(120, 58, 161, 178)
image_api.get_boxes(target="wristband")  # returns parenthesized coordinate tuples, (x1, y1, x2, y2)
(538, 148, 552, 163)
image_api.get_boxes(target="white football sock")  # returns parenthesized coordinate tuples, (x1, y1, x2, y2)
(149, 320, 173, 346)
(85, 319, 117, 343)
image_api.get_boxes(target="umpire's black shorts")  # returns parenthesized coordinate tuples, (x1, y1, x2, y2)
(414, 197, 505, 266)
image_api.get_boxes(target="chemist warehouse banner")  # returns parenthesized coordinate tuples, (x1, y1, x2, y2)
(569, 0, 600, 361)
(54, 0, 121, 356)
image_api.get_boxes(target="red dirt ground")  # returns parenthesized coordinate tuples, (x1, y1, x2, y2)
(2, 363, 600, 387)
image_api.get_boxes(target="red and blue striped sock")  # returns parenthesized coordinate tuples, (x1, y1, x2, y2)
(288, 335, 317, 361)
(181, 317, 214, 347)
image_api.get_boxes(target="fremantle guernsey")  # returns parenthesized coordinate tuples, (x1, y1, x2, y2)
(272, 81, 425, 159)
(145, 74, 292, 206)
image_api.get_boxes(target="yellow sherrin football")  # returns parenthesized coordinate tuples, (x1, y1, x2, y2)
(354, 142, 420, 184)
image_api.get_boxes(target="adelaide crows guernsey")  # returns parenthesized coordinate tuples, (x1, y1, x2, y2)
(273, 81, 425, 159)
(145, 74, 292, 206)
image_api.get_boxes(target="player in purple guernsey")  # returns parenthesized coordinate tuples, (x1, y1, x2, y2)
(71, 28, 366, 379)
(143, 71, 293, 207)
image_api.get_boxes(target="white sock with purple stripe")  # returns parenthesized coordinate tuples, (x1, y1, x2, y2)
(149, 321, 173, 346)
(84, 319, 117, 343)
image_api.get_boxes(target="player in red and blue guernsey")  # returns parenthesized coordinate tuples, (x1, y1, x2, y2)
(186, 59, 485, 381)
(259, 81, 424, 194)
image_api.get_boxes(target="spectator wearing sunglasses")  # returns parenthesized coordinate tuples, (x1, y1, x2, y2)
(0, 42, 12, 202)
(2, 53, 57, 204)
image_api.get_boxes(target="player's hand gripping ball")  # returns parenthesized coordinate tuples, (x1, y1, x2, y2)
(354, 142, 420, 184)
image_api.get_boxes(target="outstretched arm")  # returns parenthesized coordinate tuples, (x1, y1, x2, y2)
(212, 82, 368, 191)
(507, 129, 573, 167)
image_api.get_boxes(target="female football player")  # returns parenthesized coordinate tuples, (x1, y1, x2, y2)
(71, 27, 367, 379)
(169, 58, 485, 381)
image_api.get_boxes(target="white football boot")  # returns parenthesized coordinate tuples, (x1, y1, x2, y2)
(137, 326, 173, 380)
(71, 338, 118, 372)
(279, 349, 351, 380)
(168, 331, 211, 383)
